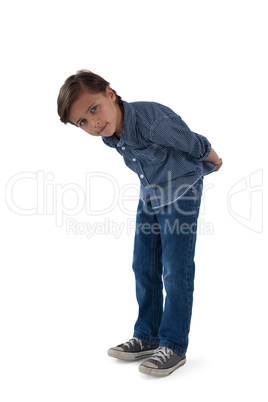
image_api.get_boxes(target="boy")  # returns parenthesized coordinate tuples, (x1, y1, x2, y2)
(57, 70, 222, 377)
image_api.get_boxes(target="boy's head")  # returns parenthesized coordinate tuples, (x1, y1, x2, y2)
(57, 70, 124, 137)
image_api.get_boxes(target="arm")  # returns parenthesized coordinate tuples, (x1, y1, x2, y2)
(150, 115, 212, 161)
(149, 109, 222, 169)
(205, 147, 223, 171)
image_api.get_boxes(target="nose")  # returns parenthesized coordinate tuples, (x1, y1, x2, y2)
(93, 119, 100, 129)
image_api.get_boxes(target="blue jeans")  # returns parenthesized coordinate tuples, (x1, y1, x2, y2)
(132, 178, 203, 355)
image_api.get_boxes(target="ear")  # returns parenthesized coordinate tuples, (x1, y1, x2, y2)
(105, 86, 116, 101)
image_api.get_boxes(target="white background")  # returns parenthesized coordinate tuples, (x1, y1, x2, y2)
(1, 0, 267, 400)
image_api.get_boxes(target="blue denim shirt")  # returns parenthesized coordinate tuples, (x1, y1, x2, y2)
(102, 100, 216, 210)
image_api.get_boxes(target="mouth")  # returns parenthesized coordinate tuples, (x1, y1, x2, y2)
(99, 123, 107, 133)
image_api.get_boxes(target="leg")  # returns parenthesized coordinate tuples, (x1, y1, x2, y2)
(156, 179, 203, 355)
(132, 198, 163, 344)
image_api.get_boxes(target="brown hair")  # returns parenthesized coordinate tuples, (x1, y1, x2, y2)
(57, 69, 123, 125)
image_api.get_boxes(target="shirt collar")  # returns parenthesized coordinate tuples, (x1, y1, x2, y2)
(102, 100, 137, 148)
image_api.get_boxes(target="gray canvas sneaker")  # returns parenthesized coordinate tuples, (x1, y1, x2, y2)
(139, 346, 186, 377)
(107, 338, 159, 361)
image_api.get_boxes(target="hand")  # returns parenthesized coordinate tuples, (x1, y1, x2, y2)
(214, 158, 223, 171)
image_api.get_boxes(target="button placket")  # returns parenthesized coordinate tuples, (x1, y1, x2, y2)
(120, 145, 148, 185)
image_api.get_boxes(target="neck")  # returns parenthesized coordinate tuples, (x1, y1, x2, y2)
(115, 102, 124, 139)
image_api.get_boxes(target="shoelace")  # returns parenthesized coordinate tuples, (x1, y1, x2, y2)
(123, 338, 144, 350)
(151, 347, 174, 364)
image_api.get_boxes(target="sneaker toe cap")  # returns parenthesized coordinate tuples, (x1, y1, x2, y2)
(107, 346, 124, 355)
(141, 361, 158, 369)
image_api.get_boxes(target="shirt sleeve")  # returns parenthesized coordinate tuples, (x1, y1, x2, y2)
(150, 114, 211, 162)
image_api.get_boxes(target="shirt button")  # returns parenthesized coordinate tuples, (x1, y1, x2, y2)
(121, 146, 125, 150)
(140, 174, 144, 179)
(132, 158, 136, 162)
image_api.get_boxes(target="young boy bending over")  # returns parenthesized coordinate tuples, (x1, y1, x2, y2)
(57, 70, 222, 377)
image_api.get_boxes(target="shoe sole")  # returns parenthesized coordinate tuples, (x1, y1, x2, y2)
(107, 348, 157, 361)
(139, 357, 186, 377)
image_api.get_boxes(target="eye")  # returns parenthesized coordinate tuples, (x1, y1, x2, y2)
(91, 106, 98, 113)
(80, 119, 87, 127)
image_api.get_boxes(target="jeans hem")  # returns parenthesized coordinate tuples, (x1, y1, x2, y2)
(159, 340, 187, 356)
(133, 330, 160, 345)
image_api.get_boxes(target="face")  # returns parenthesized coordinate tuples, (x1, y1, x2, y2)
(69, 87, 123, 138)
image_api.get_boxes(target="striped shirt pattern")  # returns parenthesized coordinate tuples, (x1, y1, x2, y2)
(102, 100, 216, 210)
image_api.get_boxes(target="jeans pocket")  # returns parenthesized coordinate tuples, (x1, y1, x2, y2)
(179, 181, 203, 214)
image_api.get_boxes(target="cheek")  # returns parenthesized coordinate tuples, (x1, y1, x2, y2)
(110, 106, 118, 122)
(82, 126, 94, 136)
